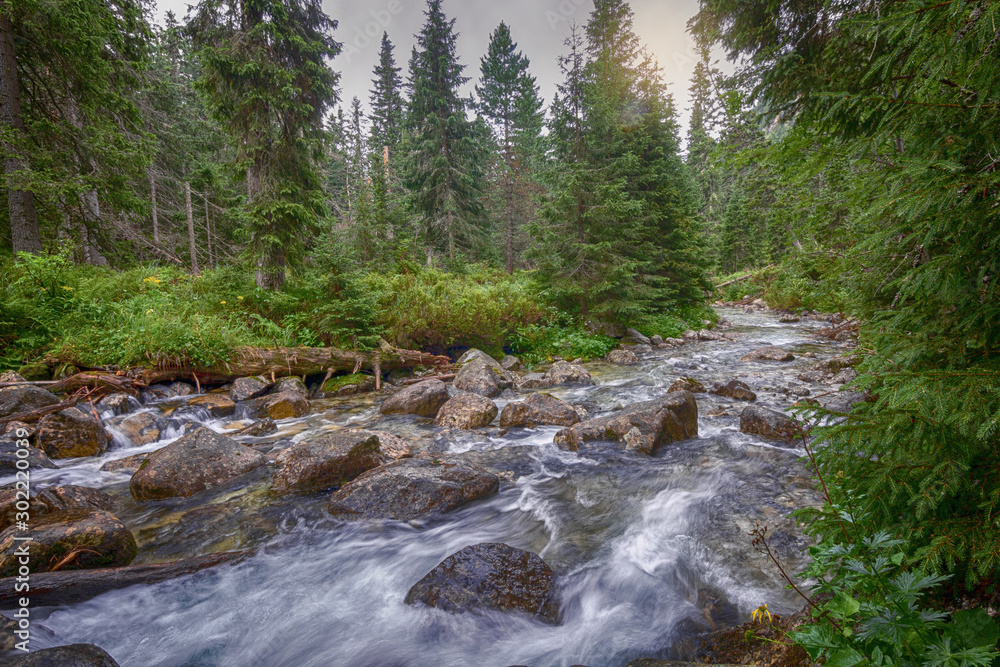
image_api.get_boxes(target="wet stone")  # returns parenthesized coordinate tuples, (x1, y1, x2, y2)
(500, 393, 580, 429)
(0, 509, 137, 575)
(272, 430, 384, 495)
(555, 391, 698, 455)
(2, 643, 121, 666)
(37, 486, 114, 513)
(739, 405, 800, 444)
(0, 440, 56, 471)
(229, 377, 269, 402)
(709, 379, 757, 402)
(379, 380, 450, 418)
(435, 393, 499, 430)
(37, 408, 109, 459)
(0, 385, 59, 419)
(741, 346, 795, 362)
(247, 391, 310, 420)
(544, 361, 594, 387)
(187, 394, 237, 418)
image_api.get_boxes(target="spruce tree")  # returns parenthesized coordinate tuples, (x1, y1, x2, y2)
(189, 0, 340, 289)
(403, 0, 482, 266)
(475, 22, 543, 273)
(369, 32, 405, 158)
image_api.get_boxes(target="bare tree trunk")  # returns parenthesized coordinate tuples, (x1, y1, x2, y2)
(505, 170, 514, 275)
(150, 171, 159, 246)
(204, 191, 212, 269)
(185, 181, 198, 274)
(0, 8, 41, 255)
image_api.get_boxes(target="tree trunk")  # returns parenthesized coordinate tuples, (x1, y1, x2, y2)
(150, 170, 159, 246)
(0, 7, 41, 255)
(204, 190, 212, 269)
(185, 181, 198, 274)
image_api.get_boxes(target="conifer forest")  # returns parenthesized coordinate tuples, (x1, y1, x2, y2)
(0, 0, 998, 665)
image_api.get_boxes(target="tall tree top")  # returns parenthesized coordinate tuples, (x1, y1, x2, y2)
(475, 22, 543, 150)
(369, 32, 404, 152)
(407, 0, 468, 125)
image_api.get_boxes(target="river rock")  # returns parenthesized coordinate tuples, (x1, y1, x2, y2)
(605, 349, 639, 365)
(668, 377, 706, 394)
(515, 373, 552, 390)
(457, 349, 498, 366)
(405, 542, 560, 624)
(188, 394, 237, 417)
(247, 391, 309, 420)
(500, 355, 524, 372)
(272, 376, 309, 397)
(129, 427, 267, 501)
(1, 420, 35, 440)
(544, 361, 594, 387)
(435, 393, 499, 429)
(37, 486, 114, 513)
(380, 380, 450, 418)
(3, 643, 121, 666)
(454, 358, 515, 398)
(822, 391, 869, 414)
(623, 328, 652, 346)
(500, 393, 580, 429)
(0, 509, 137, 576)
(0, 489, 47, 532)
(741, 346, 795, 362)
(797, 370, 829, 384)
(272, 430, 383, 495)
(709, 379, 757, 402)
(0, 385, 59, 419)
(95, 393, 137, 417)
(114, 411, 160, 446)
(0, 370, 26, 383)
(832, 368, 858, 385)
(812, 354, 859, 374)
(100, 452, 148, 473)
(37, 408, 109, 459)
(328, 456, 499, 521)
(229, 377, 269, 402)
(230, 418, 278, 437)
(555, 391, 698, 455)
(0, 440, 56, 471)
(739, 405, 799, 443)
(367, 430, 413, 460)
(168, 382, 195, 397)
(779, 314, 801, 323)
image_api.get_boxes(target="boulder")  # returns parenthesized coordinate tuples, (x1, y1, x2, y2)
(456, 349, 498, 366)
(405, 542, 560, 624)
(822, 391, 869, 414)
(272, 430, 383, 495)
(99, 452, 148, 474)
(500, 393, 580, 429)
(95, 393, 137, 417)
(0, 440, 56, 471)
(544, 361, 594, 387)
(797, 370, 829, 384)
(3, 644, 121, 666)
(229, 377, 269, 402)
(113, 411, 159, 446)
(0, 488, 47, 532)
(247, 391, 309, 420)
(739, 405, 800, 443)
(435, 393, 499, 430)
(129, 427, 267, 501)
(779, 314, 801, 323)
(0, 509, 137, 576)
(649, 335, 664, 347)
(812, 355, 860, 374)
(37, 408, 108, 459)
(0, 371, 26, 383)
(37, 486, 114, 513)
(605, 349, 639, 365)
(380, 380, 451, 418)
(555, 391, 699, 455)
(709, 379, 757, 402)
(663, 337, 686, 347)
(1, 421, 35, 440)
(0, 385, 59, 419)
(367, 430, 413, 460)
(623, 328, 652, 346)
(500, 355, 524, 372)
(328, 456, 499, 521)
(832, 368, 859, 385)
(741, 346, 795, 362)
(668, 377, 706, 394)
(187, 394, 237, 418)
(454, 358, 515, 398)
(515, 373, 552, 390)
(272, 376, 309, 397)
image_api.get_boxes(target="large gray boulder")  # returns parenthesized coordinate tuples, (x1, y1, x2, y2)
(453, 358, 515, 398)
(456, 349, 498, 366)
(380, 380, 451, 418)
(328, 456, 499, 521)
(272, 430, 384, 494)
(37, 408, 109, 459)
(544, 361, 594, 386)
(435, 393, 499, 430)
(555, 391, 698, 455)
(405, 542, 560, 624)
(500, 393, 580, 429)
(129, 427, 267, 501)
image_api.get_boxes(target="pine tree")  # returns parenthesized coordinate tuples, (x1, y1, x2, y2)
(403, 0, 483, 266)
(475, 22, 543, 274)
(369, 32, 405, 158)
(189, 0, 340, 289)
(686, 44, 722, 236)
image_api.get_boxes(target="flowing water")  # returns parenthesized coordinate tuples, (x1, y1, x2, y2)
(4, 308, 855, 666)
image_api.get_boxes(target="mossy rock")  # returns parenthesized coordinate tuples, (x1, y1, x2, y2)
(17, 363, 51, 381)
(322, 374, 376, 394)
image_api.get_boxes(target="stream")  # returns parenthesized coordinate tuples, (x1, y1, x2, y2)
(3, 308, 855, 666)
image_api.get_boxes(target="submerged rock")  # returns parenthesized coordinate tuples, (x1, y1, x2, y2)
(230, 418, 278, 438)
(272, 430, 383, 495)
(405, 542, 560, 625)
(328, 456, 499, 521)
(247, 391, 309, 420)
(605, 349, 639, 365)
(500, 393, 580, 429)
(741, 346, 795, 362)
(435, 393, 499, 430)
(0, 385, 59, 419)
(379, 380, 450, 418)
(187, 394, 237, 417)
(0, 509, 137, 575)
(709, 379, 757, 402)
(114, 411, 160, 446)
(555, 391, 698, 455)
(129, 427, 267, 501)
(544, 361, 594, 387)
(3, 644, 121, 666)
(739, 405, 800, 443)
(37, 407, 109, 459)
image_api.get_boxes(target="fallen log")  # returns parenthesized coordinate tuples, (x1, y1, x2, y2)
(0, 550, 252, 609)
(401, 373, 457, 386)
(715, 265, 776, 290)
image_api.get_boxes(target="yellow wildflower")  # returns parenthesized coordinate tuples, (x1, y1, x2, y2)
(751, 604, 772, 624)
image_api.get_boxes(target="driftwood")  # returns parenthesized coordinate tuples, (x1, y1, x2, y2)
(401, 373, 457, 386)
(0, 550, 252, 609)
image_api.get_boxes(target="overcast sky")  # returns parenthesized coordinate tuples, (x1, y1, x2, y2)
(154, 0, 707, 136)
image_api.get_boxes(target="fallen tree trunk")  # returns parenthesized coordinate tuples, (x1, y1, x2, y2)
(715, 265, 776, 290)
(0, 550, 252, 609)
